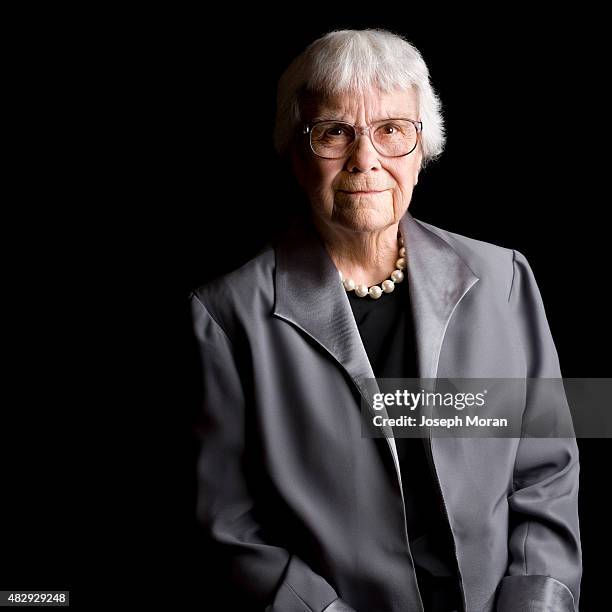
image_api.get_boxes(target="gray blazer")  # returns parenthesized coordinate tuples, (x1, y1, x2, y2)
(190, 210, 581, 612)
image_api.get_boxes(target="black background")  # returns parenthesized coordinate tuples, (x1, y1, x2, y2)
(3, 9, 610, 610)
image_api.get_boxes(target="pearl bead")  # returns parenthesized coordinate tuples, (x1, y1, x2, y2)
(338, 240, 404, 299)
(369, 285, 383, 299)
(343, 278, 355, 291)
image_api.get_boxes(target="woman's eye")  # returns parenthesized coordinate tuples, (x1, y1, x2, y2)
(327, 127, 346, 136)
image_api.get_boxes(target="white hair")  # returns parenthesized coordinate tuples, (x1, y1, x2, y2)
(274, 29, 445, 167)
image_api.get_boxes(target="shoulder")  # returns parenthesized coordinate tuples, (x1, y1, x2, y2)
(417, 219, 516, 270)
(414, 218, 529, 295)
(189, 243, 276, 335)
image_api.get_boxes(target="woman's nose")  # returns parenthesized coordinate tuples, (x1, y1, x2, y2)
(345, 132, 382, 173)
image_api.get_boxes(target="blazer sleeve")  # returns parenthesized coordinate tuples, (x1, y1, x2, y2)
(496, 250, 582, 611)
(190, 292, 355, 612)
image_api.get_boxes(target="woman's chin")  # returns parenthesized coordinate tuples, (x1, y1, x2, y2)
(332, 209, 394, 233)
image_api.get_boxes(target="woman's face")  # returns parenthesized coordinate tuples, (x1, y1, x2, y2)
(292, 87, 423, 234)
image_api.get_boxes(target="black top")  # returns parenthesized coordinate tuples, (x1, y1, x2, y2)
(347, 279, 463, 612)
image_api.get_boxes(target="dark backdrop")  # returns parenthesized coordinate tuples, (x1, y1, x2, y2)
(171, 18, 611, 612)
(3, 10, 609, 611)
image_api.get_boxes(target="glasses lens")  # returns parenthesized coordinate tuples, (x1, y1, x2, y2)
(373, 120, 418, 156)
(309, 120, 419, 158)
(310, 122, 355, 158)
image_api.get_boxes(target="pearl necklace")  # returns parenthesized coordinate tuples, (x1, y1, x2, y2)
(339, 235, 407, 299)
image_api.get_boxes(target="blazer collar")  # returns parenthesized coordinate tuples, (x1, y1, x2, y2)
(273, 210, 479, 386)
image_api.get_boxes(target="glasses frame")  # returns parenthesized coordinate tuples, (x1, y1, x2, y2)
(302, 118, 423, 159)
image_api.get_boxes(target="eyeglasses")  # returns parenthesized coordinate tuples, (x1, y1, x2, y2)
(302, 118, 423, 159)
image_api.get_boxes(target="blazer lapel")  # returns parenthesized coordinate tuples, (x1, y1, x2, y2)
(273, 213, 382, 414)
(272, 210, 479, 487)
(400, 212, 480, 380)
(273, 211, 479, 383)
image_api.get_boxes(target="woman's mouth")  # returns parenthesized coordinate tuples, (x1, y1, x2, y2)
(339, 190, 385, 195)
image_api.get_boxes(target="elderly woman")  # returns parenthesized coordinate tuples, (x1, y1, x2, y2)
(190, 30, 581, 612)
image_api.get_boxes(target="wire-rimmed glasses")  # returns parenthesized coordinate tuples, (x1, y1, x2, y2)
(303, 118, 423, 159)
